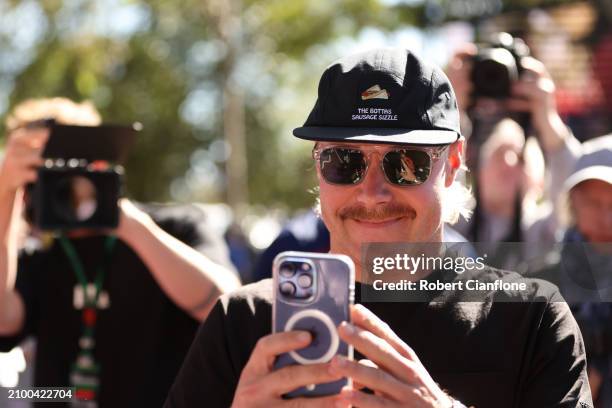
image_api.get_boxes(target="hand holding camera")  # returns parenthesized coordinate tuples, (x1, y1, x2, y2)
(447, 33, 570, 153)
(20, 122, 139, 231)
(506, 56, 570, 151)
(111, 198, 156, 242)
(0, 126, 48, 197)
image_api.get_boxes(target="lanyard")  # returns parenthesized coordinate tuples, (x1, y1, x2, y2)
(59, 234, 117, 406)
(59, 235, 117, 307)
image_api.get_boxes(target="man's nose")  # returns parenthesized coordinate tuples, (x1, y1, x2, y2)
(355, 159, 392, 206)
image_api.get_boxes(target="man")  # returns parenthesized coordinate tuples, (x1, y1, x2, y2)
(165, 49, 592, 407)
(0, 98, 241, 407)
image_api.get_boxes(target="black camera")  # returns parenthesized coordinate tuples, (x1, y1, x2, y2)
(27, 122, 139, 231)
(471, 32, 530, 99)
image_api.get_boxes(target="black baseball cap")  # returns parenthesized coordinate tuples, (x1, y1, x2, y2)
(293, 48, 461, 145)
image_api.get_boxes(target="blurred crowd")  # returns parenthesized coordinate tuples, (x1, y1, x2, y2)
(1, 35, 612, 407)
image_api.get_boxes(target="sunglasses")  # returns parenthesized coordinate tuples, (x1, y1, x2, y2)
(313, 144, 449, 186)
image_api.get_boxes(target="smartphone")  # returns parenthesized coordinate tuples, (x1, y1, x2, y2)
(272, 251, 355, 398)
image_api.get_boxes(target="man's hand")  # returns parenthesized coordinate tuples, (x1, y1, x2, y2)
(0, 127, 48, 196)
(231, 331, 345, 408)
(331, 304, 454, 408)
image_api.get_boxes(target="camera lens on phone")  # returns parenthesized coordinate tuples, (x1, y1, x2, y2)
(279, 262, 296, 277)
(279, 281, 296, 296)
(297, 273, 313, 288)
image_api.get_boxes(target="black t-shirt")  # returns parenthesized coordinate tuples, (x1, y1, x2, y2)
(0, 204, 236, 408)
(165, 267, 593, 408)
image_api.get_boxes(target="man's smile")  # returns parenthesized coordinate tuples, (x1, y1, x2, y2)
(349, 216, 407, 228)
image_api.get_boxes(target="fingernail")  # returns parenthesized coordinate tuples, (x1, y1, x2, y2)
(297, 331, 311, 342)
(340, 322, 355, 335)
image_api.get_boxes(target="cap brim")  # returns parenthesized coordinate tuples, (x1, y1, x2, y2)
(293, 126, 459, 145)
(564, 166, 612, 193)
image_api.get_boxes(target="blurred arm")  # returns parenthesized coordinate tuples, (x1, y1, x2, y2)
(0, 128, 47, 335)
(544, 130, 580, 208)
(115, 199, 241, 322)
(510, 56, 575, 153)
(0, 187, 26, 336)
(509, 57, 582, 238)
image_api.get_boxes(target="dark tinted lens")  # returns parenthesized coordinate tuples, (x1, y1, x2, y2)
(319, 148, 366, 184)
(383, 150, 431, 185)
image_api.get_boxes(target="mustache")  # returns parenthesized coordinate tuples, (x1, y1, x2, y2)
(338, 203, 416, 221)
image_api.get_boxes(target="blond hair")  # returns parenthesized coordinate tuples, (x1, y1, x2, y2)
(5, 97, 101, 131)
(441, 175, 474, 225)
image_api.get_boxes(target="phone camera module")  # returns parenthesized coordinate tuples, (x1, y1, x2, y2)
(279, 281, 296, 296)
(280, 262, 296, 278)
(277, 259, 316, 300)
(297, 273, 313, 289)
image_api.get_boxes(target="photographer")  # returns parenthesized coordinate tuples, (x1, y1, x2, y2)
(447, 36, 581, 251)
(0, 98, 241, 407)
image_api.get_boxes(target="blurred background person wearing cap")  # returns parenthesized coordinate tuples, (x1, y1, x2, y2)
(0, 97, 240, 407)
(530, 135, 612, 407)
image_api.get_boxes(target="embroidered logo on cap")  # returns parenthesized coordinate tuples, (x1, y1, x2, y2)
(361, 85, 389, 100)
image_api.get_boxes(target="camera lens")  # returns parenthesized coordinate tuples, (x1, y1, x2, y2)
(55, 176, 98, 222)
(472, 47, 518, 98)
(279, 262, 296, 278)
(279, 281, 296, 296)
(297, 273, 313, 289)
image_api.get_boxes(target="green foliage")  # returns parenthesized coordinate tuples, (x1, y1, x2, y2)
(1, 0, 416, 211)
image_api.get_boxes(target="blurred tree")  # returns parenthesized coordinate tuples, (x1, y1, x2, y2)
(0, 0, 421, 212)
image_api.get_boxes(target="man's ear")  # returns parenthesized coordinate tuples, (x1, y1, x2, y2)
(445, 139, 464, 187)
